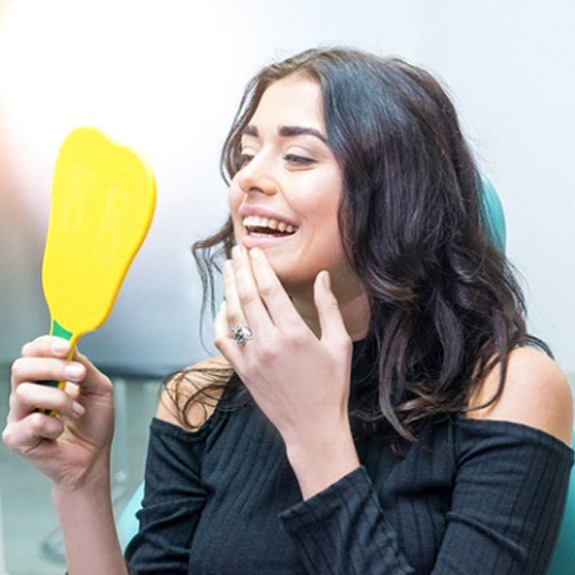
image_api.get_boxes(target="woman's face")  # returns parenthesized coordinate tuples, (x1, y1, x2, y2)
(229, 74, 359, 298)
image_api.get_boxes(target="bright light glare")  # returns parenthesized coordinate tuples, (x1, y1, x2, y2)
(0, 0, 235, 212)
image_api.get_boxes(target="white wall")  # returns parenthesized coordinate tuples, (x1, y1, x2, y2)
(0, 0, 573, 374)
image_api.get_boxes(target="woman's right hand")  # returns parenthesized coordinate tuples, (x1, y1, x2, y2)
(2, 335, 115, 490)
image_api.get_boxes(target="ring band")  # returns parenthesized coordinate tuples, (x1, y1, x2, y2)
(231, 324, 253, 347)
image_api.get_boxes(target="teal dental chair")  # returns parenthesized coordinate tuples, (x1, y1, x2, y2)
(116, 179, 574, 572)
(117, 480, 144, 551)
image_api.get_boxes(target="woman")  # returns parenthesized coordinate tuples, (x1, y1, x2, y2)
(3, 47, 573, 574)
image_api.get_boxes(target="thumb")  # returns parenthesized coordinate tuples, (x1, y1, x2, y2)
(314, 271, 348, 342)
(72, 347, 112, 396)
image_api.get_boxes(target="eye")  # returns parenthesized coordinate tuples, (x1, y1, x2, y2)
(239, 152, 255, 168)
(282, 153, 317, 167)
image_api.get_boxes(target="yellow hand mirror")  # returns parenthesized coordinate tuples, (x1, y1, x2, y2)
(41, 127, 156, 396)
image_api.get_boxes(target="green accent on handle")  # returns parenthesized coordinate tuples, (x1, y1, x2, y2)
(41, 381, 61, 389)
(51, 318, 74, 340)
(40, 319, 75, 396)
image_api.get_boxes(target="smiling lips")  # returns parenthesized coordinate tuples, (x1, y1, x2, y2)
(242, 215, 298, 237)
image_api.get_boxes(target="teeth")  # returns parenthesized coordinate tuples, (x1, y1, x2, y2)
(242, 215, 297, 234)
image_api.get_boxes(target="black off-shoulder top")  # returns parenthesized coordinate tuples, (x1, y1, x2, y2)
(126, 342, 573, 574)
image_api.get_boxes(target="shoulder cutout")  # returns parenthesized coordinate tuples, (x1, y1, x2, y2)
(155, 354, 232, 429)
(467, 347, 574, 447)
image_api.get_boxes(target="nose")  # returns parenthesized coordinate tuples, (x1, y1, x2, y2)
(235, 153, 278, 196)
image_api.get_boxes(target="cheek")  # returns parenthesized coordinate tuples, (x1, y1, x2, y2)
(304, 187, 342, 235)
(228, 178, 242, 211)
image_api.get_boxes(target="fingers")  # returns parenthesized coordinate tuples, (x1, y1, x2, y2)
(229, 246, 301, 328)
(314, 271, 350, 344)
(218, 247, 277, 347)
(246, 248, 345, 339)
(248, 248, 302, 329)
(228, 246, 274, 332)
(8, 381, 85, 423)
(218, 246, 342, 338)
(215, 247, 349, 363)
(16, 335, 110, 396)
(21, 334, 73, 360)
(11, 354, 85, 390)
(70, 347, 111, 396)
(222, 258, 250, 331)
(215, 246, 290, 361)
(213, 300, 236, 358)
(11, 340, 87, 412)
(3, 335, 116, 482)
(7, 334, 99, 424)
(4, 353, 85, 454)
(2, 410, 65, 453)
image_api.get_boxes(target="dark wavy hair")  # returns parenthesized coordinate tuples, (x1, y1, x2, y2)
(168, 47, 545, 443)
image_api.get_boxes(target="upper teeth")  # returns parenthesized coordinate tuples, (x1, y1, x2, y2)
(242, 215, 297, 233)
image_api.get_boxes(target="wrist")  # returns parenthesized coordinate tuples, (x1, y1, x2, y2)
(52, 458, 114, 536)
(52, 448, 112, 498)
(51, 456, 126, 575)
(52, 478, 113, 523)
(285, 424, 360, 500)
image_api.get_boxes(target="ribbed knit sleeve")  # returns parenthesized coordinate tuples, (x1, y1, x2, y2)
(433, 417, 573, 574)
(124, 417, 212, 574)
(280, 466, 415, 574)
(280, 416, 573, 575)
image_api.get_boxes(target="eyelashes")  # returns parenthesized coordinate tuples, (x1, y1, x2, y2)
(239, 153, 254, 168)
(281, 153, 317, 167)
(238, 152, 317, 169)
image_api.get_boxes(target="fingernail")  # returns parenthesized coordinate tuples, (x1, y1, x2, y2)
(72, 401, 86, 418)
(51, 338, 69, 354)
(64, 363, 83, 379)
(250, 247, 262, 260)
(322, 271, 331, 289)
(232, 245, 246, 260)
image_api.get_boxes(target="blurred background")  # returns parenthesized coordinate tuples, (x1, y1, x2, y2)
(1, 1, 573, 573)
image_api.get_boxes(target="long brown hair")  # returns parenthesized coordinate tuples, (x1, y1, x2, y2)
(170, 47, 547, 441)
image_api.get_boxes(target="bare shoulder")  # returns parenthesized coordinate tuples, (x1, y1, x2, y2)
(155, 354, 232, 429)
(468, 347, 574, 447)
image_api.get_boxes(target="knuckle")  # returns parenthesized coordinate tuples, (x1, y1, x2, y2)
(213, 333, 228, 351)
(11, 382, 28, 403)
(339, 331, 352, 346)
(226, 311, 243, 327)
(101, 373, 113, 390)
(1, 426, 14, 449)
(20, 336, 45, 356)
(28, 412, 48, 436)
(254, 339, 271, 360)
(223, 304, 242, 325)
(334, 332, 352, 351)
(258, 339, 280, 363)
(257, 279, 275, 299)
(10, 358, 26, 382)
(286, 326, 308, 345)
(284, 331, 301, 347)
(238, 290, 257, 310)
(54, 388, 70, 409)
(258, 348, 274, 364)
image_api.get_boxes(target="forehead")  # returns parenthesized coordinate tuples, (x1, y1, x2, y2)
(249, 75, 325, 131)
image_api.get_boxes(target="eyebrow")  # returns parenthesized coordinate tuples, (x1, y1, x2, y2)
(242, 125, 328, 144)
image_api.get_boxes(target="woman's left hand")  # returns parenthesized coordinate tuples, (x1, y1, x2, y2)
(214, 246, 360, 497)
